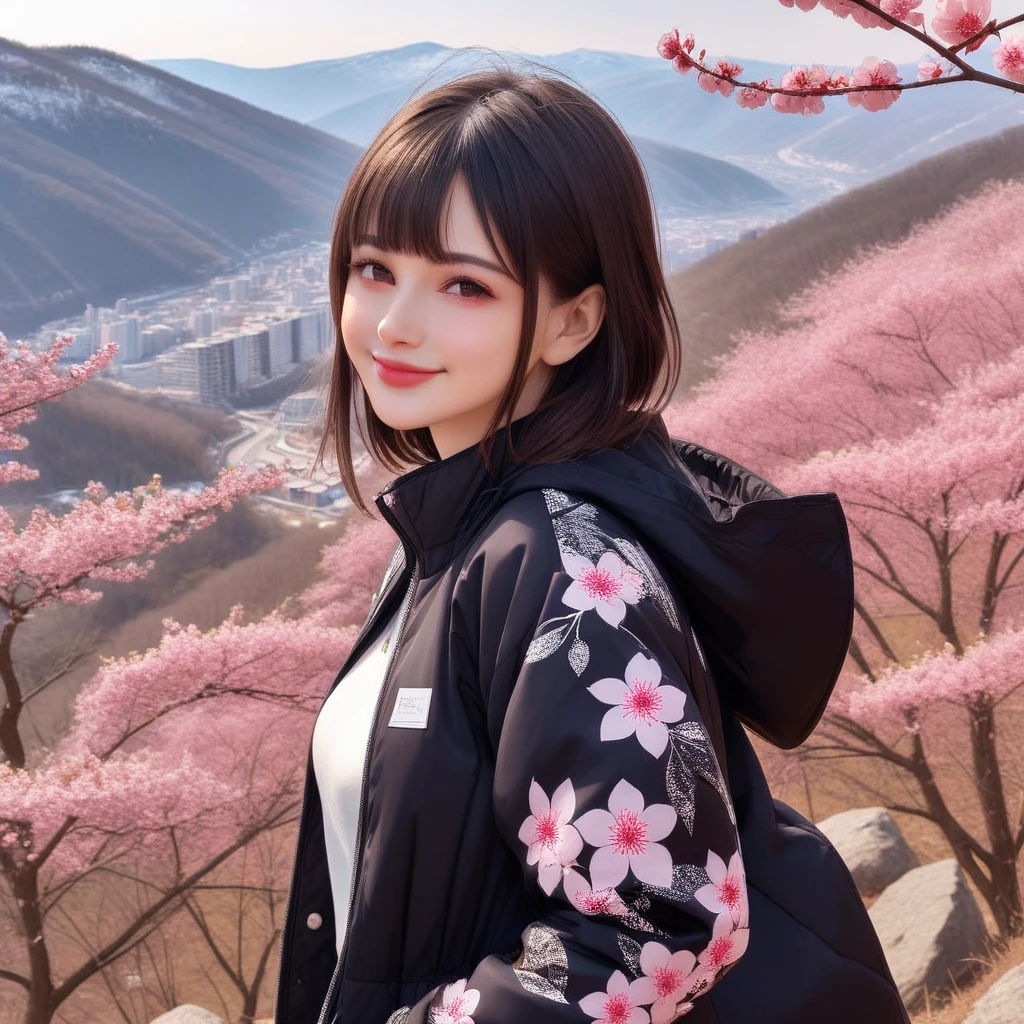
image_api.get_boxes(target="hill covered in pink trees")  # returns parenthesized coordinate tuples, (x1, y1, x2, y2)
(666, 178, 1024, 939)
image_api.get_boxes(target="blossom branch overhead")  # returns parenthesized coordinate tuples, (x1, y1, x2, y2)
(658, 1, 1024, 116)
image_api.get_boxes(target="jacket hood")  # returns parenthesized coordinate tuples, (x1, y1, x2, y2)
(376, 409, 855, 750)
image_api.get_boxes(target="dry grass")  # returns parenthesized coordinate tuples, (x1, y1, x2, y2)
(908, 935, 1024, 1024)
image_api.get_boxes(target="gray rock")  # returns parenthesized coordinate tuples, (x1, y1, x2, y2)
(816, 806, 918, 896)
(962, 962, 1024, 1024)
(868, 858, 988, 1011)
(149, 1007, 225, 1024)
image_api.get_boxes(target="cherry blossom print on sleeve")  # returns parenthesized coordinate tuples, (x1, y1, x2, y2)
(575, 780, 677, 890)
(560, 550, 643, 627)
(579, 970, 652, 1024)
(694, 850, 748, 927)
(635, 942, 701, 1024)
(588, 652, 687, 757)
(429, 979, 481, 1024)
(696, 911, 749, 979)
(517, 778, 585, 896)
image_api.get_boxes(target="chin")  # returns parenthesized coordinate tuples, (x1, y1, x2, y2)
(366, 402, 434, 433)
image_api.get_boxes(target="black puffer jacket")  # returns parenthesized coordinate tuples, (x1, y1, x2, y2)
(274, 408, 910, 1024)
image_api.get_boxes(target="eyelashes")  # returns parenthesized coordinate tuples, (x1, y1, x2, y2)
(347, 259, 493, 300)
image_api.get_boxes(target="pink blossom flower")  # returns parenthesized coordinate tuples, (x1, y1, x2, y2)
(518, 779, 584, 895)
(697, 59, 743, 98)
(588, 652, 686, 757)
(694, 850, 748, 927)
(697, 70, 734, 97)
(931, 0, 993, 51)
(430, 979, 480, 1024)
(563, 868, 630, 917)
(993, 34, 1024, 83)
(560, 550, 642, 627)
(580, 970, 652, 1024)
(697, 912, 749, 975)
(575, 780, 676, 889)
(917, 58, 945, 80)
(880, 0, 925, 29)
(736, 84, 769, 109)
(771, 65, 831, 115)
(778, 0, 820, 11)
(657, 29, 682, 60)
(847, 56, 902, 111)
(823, 0, 892, 29)
(635, 942, 702, 1024)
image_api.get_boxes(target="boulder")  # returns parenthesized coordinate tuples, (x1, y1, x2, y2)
(868, 858, 988, 1011)
(149, 1007, 225, 1024)
(816, 806, 918, 896)
(962, 962, 1024, 1024)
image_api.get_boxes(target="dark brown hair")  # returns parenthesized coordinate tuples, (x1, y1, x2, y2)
(314, 51, 683, 516)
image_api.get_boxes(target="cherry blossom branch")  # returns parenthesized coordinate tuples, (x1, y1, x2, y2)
(657, 1, 1024, 115)
(0, 334, 117, 485)
(49, 800, 297, 1013)
(0, 969, 30, 991)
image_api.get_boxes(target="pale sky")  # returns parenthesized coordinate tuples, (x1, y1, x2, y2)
(5, 0, 1013, 68)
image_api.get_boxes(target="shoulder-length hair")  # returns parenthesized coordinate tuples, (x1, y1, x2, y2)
(315, 53, 682, 516)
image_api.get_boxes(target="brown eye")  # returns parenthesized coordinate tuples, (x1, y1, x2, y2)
(348, 259, 391, 283)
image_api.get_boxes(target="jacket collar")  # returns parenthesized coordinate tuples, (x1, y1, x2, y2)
(373, 406, 549, 579)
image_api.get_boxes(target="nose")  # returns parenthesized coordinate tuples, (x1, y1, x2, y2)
(377, 290, 424, 350)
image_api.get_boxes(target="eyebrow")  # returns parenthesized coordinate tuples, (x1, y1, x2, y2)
(353, 234, 511, 278)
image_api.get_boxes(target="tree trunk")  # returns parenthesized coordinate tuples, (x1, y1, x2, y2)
(0, 617, 26, 768)
(6, 853, 55, 1024)
(968, 697, 1024, 938)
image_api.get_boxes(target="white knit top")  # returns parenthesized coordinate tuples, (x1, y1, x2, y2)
(311, 582, 414, 951)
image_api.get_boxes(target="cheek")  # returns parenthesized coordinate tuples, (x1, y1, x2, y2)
(442, 321, 521, 375)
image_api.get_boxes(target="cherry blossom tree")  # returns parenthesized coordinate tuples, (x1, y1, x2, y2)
(665, 181, 1024, 937)
(0, 331, 363, 1024)
(658, 1, 1024, 113)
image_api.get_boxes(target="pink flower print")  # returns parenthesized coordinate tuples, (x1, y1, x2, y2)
(588, 652, 686, 758)
(563, 868, 629, 917)
(575, 779, 676, 890)
(579, 970, 651, 1024)
(634, 942, 701, 1024)
(694, 850, 748, 927)
(561, 550, 641, 627)
(697, 911, 749, 976)
(430, 978, 480, 1024)
(518, 779, 583, 895)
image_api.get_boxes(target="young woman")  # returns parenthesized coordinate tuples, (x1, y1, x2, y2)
(275, 62, 910, 1024)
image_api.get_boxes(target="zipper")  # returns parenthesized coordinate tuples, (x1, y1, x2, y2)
(274, 534, 410, 1024)
(315, 506, 420, 1024)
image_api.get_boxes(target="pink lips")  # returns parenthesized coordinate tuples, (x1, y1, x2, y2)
(373, 355, 443, 388)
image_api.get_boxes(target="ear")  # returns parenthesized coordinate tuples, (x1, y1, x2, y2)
(540, 283, 607, 368)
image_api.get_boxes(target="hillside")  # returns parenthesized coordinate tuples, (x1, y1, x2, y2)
(666, 122, 1024, 394)
(0, 37, 363, 336)
(4, 379, 239, 498)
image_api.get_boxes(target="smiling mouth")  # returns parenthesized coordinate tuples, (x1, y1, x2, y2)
(373, 355, 443, 387)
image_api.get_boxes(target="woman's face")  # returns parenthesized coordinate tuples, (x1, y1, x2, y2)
(342, 173, 587, 460)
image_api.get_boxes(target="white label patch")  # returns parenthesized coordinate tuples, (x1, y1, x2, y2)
(388, 688, 432, 729)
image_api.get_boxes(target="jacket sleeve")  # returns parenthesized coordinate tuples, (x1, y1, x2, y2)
(391, 490, 747, 1024)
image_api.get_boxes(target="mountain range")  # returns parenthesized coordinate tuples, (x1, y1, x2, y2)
(0, 38, 787, 336)
(151, 39, 1018, 202)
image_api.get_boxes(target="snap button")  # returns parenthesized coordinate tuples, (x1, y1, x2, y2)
(306, 912, 323, 930)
